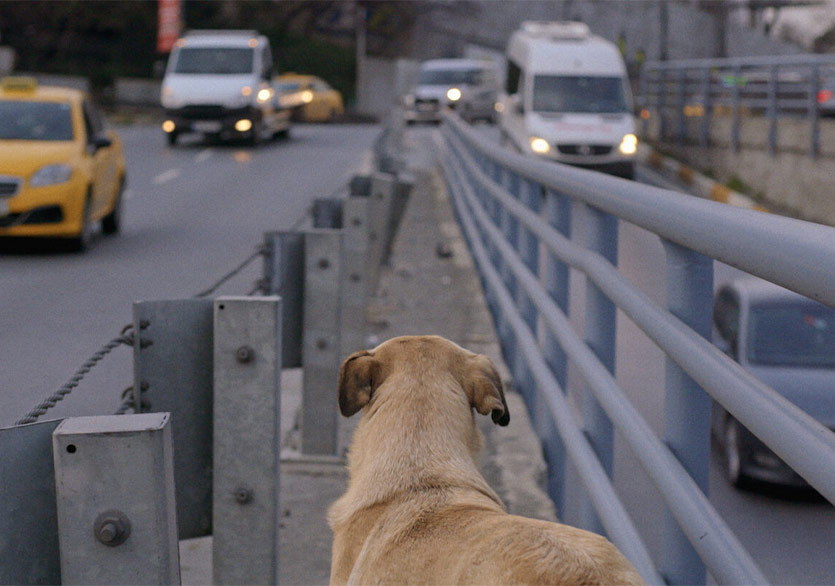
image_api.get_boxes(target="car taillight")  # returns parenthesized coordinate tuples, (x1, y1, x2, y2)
(817, 89, 833, 104)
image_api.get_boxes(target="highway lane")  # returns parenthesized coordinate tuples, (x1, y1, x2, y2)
(1, 123, 380, 428)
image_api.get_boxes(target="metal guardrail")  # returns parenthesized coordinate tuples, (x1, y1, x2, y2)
(438, 109, 835, 585)
(640, 54, 835, 156)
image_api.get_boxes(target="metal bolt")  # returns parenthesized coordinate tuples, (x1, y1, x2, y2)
(350, 273, 361, 282)
(318, 258, 331, 270)
(236, 345, 255, 363)
(235, 487, 253, 504)
(352, 217, 362, 227)
(94, 510, 131, 547)
(316, 338, 328, 350)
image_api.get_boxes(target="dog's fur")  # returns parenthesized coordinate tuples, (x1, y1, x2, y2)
(329, 335, 644, 585)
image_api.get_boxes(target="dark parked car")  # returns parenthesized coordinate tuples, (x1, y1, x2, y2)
(711, 278, 835, 489)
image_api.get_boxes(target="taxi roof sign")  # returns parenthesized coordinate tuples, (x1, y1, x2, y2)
(2, 76, 38, 93)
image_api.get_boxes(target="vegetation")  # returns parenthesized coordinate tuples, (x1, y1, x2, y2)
(0, 0, 422, 103)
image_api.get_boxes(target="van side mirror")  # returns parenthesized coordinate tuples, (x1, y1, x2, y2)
(510, 93, 524, 114)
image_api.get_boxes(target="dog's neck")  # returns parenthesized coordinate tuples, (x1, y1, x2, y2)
(331, 371, 504, 524)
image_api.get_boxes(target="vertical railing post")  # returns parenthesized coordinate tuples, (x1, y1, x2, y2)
(581, 204, 618, 536)
(366, 173, 396, 296)
(809, 64, 821, 158)
(540, 189, 572, 514)
(213, 296, 282, 585)
(731, 64, 742, 152)
(660, 240, 713, 586)
(302, 230, 343, 455)
(767, 64, 778, 156)
(53, 413, 180, 585)
(700, 66, 712, 148)
(676, 68, 687, 144)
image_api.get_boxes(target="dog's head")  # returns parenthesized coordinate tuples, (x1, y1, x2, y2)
(337, 335, 510, 426)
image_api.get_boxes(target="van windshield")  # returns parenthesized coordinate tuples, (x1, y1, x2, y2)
(532, 76, 628, 114)
(747, 301, 835, 367)
(173, 47, 254, 75)
(419, 69, 483, 86)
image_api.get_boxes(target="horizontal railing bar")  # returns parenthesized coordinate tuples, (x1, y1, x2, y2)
(440, 135, 769, 585)
(441, 148, 663, 585)
(645, 55, 835, 70)
(443, 112, 835, 307)
(442, 123, 835, 505)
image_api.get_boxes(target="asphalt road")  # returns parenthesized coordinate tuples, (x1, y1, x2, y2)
(1, 122, 380, 428)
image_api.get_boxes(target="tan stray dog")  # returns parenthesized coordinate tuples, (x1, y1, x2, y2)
(329, 335, 644, 585)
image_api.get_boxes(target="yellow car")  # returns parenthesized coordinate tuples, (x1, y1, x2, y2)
(276, 73, 344, 122)
(0, 77, 126, 250)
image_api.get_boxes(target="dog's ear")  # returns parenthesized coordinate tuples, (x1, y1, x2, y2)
(338, 350, 382, 417)
(464, 354, 510, 426)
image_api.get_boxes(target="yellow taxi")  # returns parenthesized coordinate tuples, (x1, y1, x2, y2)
(275, 73, 344, 122)
(0, 77, 126, 250)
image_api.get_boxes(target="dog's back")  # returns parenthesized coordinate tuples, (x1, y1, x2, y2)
(330, 336, 644, 586)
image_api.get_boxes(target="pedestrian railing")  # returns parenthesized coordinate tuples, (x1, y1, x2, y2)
(640, 54, 835, 156)
(439, 109, 835, 585)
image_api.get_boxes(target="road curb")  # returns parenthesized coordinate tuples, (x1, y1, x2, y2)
(639, 144, 770, 212)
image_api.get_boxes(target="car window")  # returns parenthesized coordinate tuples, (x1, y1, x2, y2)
(0, 100, 74, 141)
(419, 68, 483, 86)
(532, 75, 629, 114)
(174, 47, 254, 74)
(747, 301, 835, 367)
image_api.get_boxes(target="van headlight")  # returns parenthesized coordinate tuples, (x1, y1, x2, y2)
(529, 137, 551, 154)
(403, 94, 415, 107)
(161, 86, 182, 109)
(619, 133, 638, 155)
(446, 87, 462, 102)
(31, 164, 72, 187)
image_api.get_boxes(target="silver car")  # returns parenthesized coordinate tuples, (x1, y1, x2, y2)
(711, 278, 835, 489)
(403, 59, 499, 124)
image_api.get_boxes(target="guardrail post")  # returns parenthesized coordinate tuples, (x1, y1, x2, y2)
(302, 229, 343, 455)
(213, 296, 282, 585)
(313, 198, 344, 229)
(0, 420, 63, 585)
(581, 204, 617, 536)
(262, 231, 305, 367)
(731, 64, 742, 152)
(676, 68, 687, 144)
(133, 299, 214, 539)
(342, 197, 370, 356)
(661, 240, 712, 586)
(367, 173, 396, 296)
(53, 413, 179, 585)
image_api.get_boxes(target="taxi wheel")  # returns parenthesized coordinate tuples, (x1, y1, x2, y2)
(102, 177, 124, 235)
(71, 192, 94, 252)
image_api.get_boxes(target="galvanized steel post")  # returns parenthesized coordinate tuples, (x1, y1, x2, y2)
(213, 296, 282, 585)
(661, 241, 712, 586)
(262, 232, 305, 368)
(302, 230, 343, 455)
(342, 197, 370, 357)
(53, 413, 180, 585)
(367, 173, 396, 296)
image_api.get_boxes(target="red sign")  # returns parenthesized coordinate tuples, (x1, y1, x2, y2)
(157, 0, 181, 53)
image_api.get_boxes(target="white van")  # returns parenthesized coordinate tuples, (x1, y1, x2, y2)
(160, 30, 291, 146)
(499, 21, 637, 179)
(403, 59, 500, 124)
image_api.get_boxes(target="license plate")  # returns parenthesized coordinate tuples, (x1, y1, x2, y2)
(417, 103, 436, 112)
(193, 121, 222, 133)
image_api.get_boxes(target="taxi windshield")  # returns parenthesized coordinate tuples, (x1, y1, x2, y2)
(747, 301, 835, 367)
(0, 101, 74, 141)
(532, 75, 629, 114)
(174, 47, 254, 74)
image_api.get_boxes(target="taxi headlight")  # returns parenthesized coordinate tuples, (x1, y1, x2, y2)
(619, 133, 638, 155)
(529, 137, 551, 154)
(31, 164, 72, 187)
(447, 87, 462, 102)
